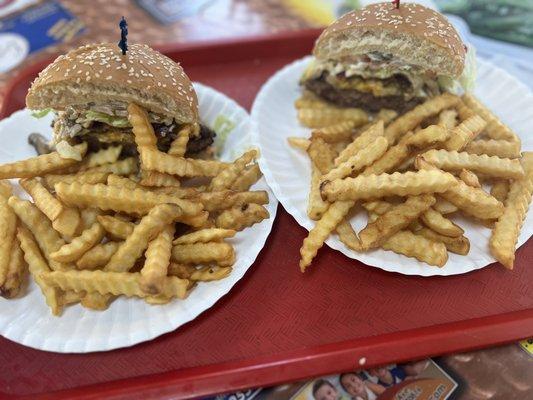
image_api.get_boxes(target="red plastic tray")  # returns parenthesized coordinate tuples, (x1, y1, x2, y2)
(1, 30, 532, 400)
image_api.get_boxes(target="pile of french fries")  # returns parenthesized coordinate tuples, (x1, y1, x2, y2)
(289, 92, 532, 271)
(0, 103, 269, 315)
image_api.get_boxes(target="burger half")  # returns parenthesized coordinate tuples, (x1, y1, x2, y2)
(301, 2, 475, 113)
(26, 43, 215, 158)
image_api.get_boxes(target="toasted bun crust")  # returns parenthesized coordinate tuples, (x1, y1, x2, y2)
(26, 43, 198, 124)
(314, 2, 465, 77)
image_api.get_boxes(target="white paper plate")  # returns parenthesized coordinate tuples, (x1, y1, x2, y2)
(251, 56, 533, 276)
(0, 82, 278, 353)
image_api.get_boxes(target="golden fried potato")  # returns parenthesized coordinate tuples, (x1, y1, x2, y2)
(0, 144, 87, 179)
(321, 170, 456, 202)
(490, 152, 533, 269)
(215, 203, 269, 231)
(420, 149, 524, 179)
(359, 195, 435, 249)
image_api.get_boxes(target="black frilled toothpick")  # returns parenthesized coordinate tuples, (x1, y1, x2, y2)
(118, 16, 128, 55)
(392, 0, 400, 9)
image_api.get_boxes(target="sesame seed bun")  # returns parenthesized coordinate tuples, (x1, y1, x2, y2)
(314, 2, 465, 78)
(26, 43, 198, 124)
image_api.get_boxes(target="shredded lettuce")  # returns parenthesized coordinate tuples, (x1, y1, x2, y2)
(31, 108, 52, 118)
(438, 45, 477, 94)
(85, 111, 131, 128)
(459, 45, 477, 93)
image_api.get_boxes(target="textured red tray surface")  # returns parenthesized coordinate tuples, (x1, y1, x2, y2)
(0, 31, 532, 400)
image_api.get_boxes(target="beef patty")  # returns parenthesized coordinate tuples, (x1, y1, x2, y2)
(78, 123, 216, 157)
(304, 73, 425, 113)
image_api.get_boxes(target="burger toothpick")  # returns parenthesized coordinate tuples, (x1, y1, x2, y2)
(118, 16, 128, 55)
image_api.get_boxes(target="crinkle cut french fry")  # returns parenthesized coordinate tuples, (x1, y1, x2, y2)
(189, 266, 232, 281)
(76, 241, 120, 270)
(322, 137, 388, 182)
(459, 169, 481, 188)
(0, 180, 13, 198)
(141, 147, 227, 177)
(414, 227, 470, 255)
(414, 158, 504, 219)
(287, 137, 311, 151)
(443, 115, 486, 151)
(362, 200, 394, 215)
(300, 200, 354, 271)
(107, 174, 139, 189)
(336, 220, 363, 252)
(80, 208, 103, 230)
(297, 107, 368, 129)
(359, 195, 435, 249)
(17, 226, 62, 315)
(171, 242, 235, 266)
(20, 178, 64, 220)
(465, 139, 521, 159)
(187, 190, 269, 212)
(42, 270, 189, 300)
(311, 120, 357, 142)
(167, 263, 196, 279)
(127, 103, 157, 148)
(420, 149, 524, 179)
(375, 109, 398, 125)
(209, 150, 258, 191)
(173, 228, 236, 245)
(140, 225, 175, 294)
(420, 207, 464, 237)
(215, 203, 269, 231)
(50, 222, 105, 263)
(321, 170, 456, 202)
(334, 121, 384, 166)
(442, 183, 505, 220)
(462, 94, 520, 142)
(384, 93, 460, 145)
(20, 178, 81, 237)
(105, 204, 183, 273)
(490, 152, 533, 269)
(0, 143, 87, 179)
(406, 125, 449, 148)
(307, 137, 336, 173)
(55, 182, 203, 217)
(382, 230, 448, 267)
(491, 180, 510, 203)
(456, 100, 475, 121)
(361, 139, 411, 176)
(0, 195, 17, 287)
(60, 290, 84, 306)
(438, 109, 458, 129)
(52, 206, 82, 239)
(43, 171, 110, 188)
(308, 165, 330, 220)
(81, 294, 110, 310)
(433, 197, 458, 214)
(8, 196, 69, 271)
(0, 237, 26, 298)
(231, 164, 262, 191)
(97, 215, 135, 240)
(80, 146, 122, 170)
(168, 125, 192, 157)
(84, 157, 138, 176)
(140, 170, 181, 188)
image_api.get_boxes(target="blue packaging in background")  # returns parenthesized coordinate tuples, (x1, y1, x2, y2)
(0, 1, 84, 72)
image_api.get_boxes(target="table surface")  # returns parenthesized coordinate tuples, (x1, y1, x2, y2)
(0, 1, 532, 399)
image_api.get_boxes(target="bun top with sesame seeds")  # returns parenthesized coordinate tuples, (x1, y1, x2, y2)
(314, 2, 465, 77)
(26, 43, 198, 124)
